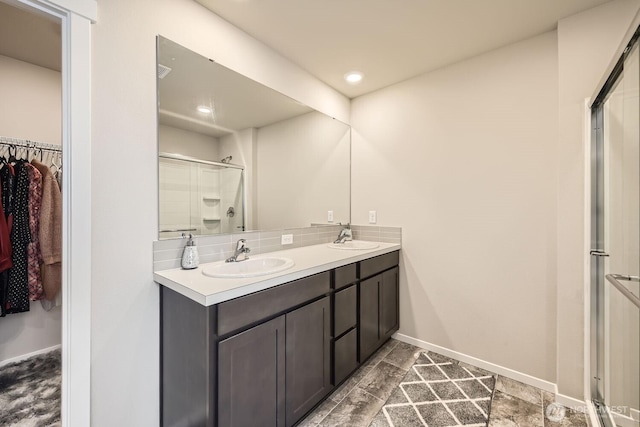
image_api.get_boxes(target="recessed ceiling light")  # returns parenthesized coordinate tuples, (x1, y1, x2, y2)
(197, 106, 212, 114)
(344, 71, 364, 85)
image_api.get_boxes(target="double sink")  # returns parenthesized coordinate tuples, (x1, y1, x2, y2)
(202, 240, 379, 278)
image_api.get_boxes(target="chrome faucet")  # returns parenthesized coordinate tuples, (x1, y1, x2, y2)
(334, 224, 353, 244)
(226, 238, 251, 262)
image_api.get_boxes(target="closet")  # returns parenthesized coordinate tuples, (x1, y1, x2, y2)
(0, 1, 63, 425)
(0, 137, 63, 314)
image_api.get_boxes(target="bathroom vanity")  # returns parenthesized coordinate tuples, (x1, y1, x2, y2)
(155, 243, 400, 427)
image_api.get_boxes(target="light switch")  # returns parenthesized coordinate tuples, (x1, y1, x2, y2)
(328, 210, 334, 222)
(281, 234, 294, 245)
(369, 210, 377, 224)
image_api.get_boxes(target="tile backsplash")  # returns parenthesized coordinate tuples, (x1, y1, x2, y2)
(350, 225, 402, 244)
(153, 224, 401, 272)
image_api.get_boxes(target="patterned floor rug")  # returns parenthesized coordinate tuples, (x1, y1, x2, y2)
(0, 349, 61, 427)
(370, 351, 496, 427)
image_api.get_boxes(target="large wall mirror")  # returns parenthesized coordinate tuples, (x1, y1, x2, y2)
(156, 36, 351, 239)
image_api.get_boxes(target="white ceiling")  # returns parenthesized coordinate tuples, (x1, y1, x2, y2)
(0, 0, 614, 98)
(158, 37, 314, 138)
(196, 0, 613, 98)
(0, 1, 61, 71)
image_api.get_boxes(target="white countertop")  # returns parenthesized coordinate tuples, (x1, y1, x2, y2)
(154, 241, 401, 306)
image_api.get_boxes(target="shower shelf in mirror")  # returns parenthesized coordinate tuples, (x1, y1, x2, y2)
(203, 218, 221, 222)
(202, 196, 220, 201)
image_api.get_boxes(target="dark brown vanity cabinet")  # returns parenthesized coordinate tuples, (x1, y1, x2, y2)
(218, 296, 331, 427)
(215, 272, 331, 427)
(359, 252, 400, 363)
(332, 263, 359, 385)
(161, 271, 332, 427)
(285, 297, 331, 426)
(218, 316, 286, 427)
(160, 250, 400, 427)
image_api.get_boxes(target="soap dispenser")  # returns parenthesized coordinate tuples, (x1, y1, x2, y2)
(181, 234, 199, 269)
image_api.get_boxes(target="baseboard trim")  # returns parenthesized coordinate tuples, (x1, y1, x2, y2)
(0, 344, 61, 368)
(555, 393, 588, 412)
(394, 333, 557, 394)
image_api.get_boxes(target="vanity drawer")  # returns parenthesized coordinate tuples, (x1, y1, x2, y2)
(359, 251, 399, 279)
(334, 284, 356, 337)
(334, 263, 357, 290)
(333, 328, 358, 385)
(217, 271, 331, 336)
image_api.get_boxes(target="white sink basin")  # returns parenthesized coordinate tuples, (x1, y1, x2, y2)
(327, 241, 380, 250)
(202, 257, 295, 278)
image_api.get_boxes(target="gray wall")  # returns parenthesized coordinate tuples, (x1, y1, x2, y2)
(350, 0, 640, 402)
(352, 31, 559, 383)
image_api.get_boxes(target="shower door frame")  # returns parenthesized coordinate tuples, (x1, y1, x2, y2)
(590, 102, 609, 425)
(589, 22, 640, 427)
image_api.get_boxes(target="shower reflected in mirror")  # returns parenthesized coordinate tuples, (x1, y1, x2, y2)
(156, 36, 351, 239)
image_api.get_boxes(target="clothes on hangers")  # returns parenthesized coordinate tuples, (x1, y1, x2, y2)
(5, 162, 32, 314)
(0, 171, 13, 272)
(0, 180, 11, 317)
(0, 141, 63, 316)
(31, 159, 62, 303)
(0, 163, 14, 317)
(55, 169, 62, 192)
(25, 163, 43, 301)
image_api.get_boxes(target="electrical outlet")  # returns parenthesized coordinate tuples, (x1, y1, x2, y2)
(281, 234, 294, 245)
(369, 210, 377, 224)
(327, 210, 334, 222)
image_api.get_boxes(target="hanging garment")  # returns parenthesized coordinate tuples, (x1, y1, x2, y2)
(55, 167, 62, 192)
(1, 163, 15, 233)
(0, 167, 13, 272)
(25, 163, 43, 301)
(31, 159, 61, 302)
(0, 164, 14, 317)
(6, 162, 32, 314)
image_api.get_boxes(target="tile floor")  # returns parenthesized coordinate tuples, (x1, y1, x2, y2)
(369, 350, 495, 426)
(298, 339, 591, 427)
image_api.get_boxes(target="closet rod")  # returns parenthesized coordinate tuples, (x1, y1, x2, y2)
(0, 136, 63, 153)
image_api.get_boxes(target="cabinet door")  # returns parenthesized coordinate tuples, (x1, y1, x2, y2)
(285, 296, 331, 427)
(380, 267, 399, 339)
(359, 274, 381, 362)
(218, 315, 285, 427)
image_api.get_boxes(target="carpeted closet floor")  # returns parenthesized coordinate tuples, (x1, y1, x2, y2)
(0, 349, 61, 427)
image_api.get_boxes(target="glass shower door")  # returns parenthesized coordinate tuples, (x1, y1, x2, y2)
(591, 37, 640, 427)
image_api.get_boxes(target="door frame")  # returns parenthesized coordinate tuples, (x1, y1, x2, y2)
(8, 0, 96, 425)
